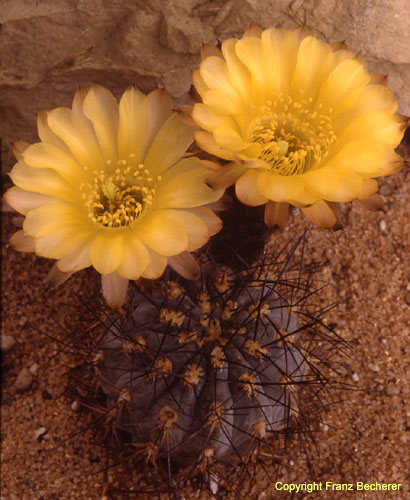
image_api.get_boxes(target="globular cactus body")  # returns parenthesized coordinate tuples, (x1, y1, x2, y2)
(99, 263, 305, 465)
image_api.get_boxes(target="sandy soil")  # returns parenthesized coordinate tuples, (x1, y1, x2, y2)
(1, 142, 409, 499)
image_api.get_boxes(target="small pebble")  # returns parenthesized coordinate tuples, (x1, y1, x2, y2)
(379, 220, 387, 231)
(385, 384, 400, 396)
(14, 367, 33, 391)
(368, 363, 380, 372)
(352, 372, 360, 382)
(18, 316, 28, 327)
(0, 335, 16, 352)
(34, 427, 47, 441)
(71, 400, 80, 412)
(29, 363, 39, 376)
(404, 292, 410, 306)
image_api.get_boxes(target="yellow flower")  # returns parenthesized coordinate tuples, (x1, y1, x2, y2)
(192, 26, 408, 228)
(4, 85, 223, 307)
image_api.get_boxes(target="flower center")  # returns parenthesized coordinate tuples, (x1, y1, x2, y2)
(80, 156, 160, 228)
(249, 93, 337, 175)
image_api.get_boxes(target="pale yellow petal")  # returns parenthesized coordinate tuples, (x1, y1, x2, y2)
(200, 56, 242, 105)
(187, 207, 222, 236)
(45, 264, 73, 287)
(203, 89, 242, 115)
(335, 111, 405, 151)
(23, 203, 85, 238)
(101, 273, 129, 309)
(377, 150, 403, 176)
(232, 154, 268, 169)
(327, 141, 383, 177)
(83, 85, 119, 163)
(221, 38, 251, 101)
(117, 87, 150, 162)
(201, 43, 223, 59)
(194, 130, 234, 160)
(116, 232, 150, 280)
(326, 172, 363, 202)
(243, 25, 263, 38)
(192, 69, 209, 98)
(156, 164, 223, 209)
(192, 103, 237, 133)
(260, 28, 300, 93)
(331, 48, 360, 67)
(47, 107, 104, 168)
(317, 59, 370, 112)
(136, 213, 188, 256)
(23, 142, 87, 185)
(213, 125, 248, 151)
(9, 162, 79, 203)
(34, 225, 91, 259)
(158, 157, 205, 184)
(117, 239, 149, 280)
(287, 189, 318, 207)
(264, 201, 289, 229)
(291, 36, 333, 100)
(334, 85, 398, 130)
(4, 186, 53, 215)
(90, 231, 124, 275)
(9, 230, 35, 253)
(303, 166, 340, 198)
(235, 36, 266, 101)
(235, 170, 269, 206)
(72, 87, 93, 126)
(356, 179, 379, 200)
(57, 238, 92, 273)
(156, 209, 209, 251)
(144, 113, 193, 176)
(146, 88, 174, 150)
(37, 110, 70, 152)
(257, 172, 305, 203)
(141, 247, 168, 279)
(302, 200, 336, 228)
(168, 252, 200, 280)
(206, 162, 247, 190)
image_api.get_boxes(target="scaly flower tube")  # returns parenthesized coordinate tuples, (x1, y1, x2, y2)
(192, 26, 408, 228)
(4, 85, 223, 307)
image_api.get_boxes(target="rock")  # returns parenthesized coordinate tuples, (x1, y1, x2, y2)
(34, 427, 47, 441)
(0, 0, 409, 176)
(385, 384, 400, 396)
(1, 335, 16, 352)
(14, 367, 33, 391)
(29, 363, 40, 376)
(18, 316, 28, 327)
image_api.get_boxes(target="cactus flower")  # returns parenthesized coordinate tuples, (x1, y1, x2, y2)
(5, 85, 223, 307)
(192, 26, 407, 228)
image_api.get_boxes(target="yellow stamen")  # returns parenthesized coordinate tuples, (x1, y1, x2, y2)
(249, 92, 336, 176)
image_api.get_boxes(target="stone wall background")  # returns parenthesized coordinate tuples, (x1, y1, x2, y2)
(1, 0, 409, 174)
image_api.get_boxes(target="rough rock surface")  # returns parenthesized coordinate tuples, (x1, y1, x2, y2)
(1, 0, 409, 173)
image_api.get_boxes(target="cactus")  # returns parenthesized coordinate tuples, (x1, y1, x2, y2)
(69, 235, 346, 497)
